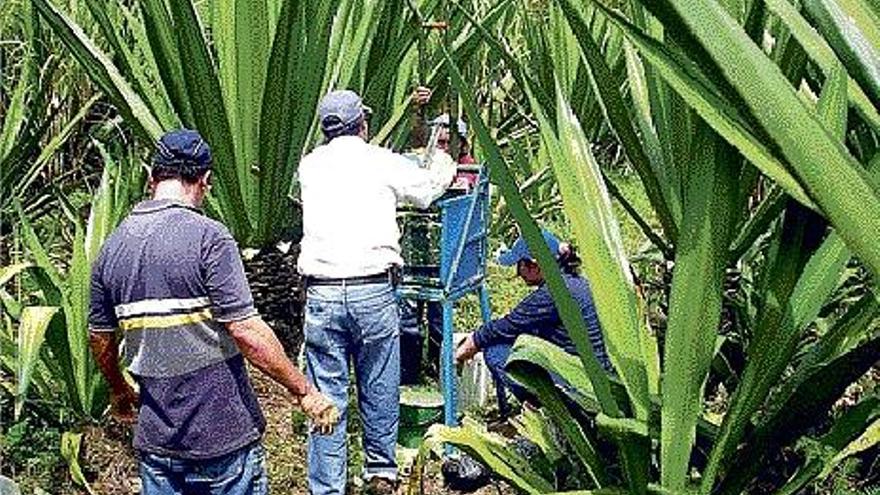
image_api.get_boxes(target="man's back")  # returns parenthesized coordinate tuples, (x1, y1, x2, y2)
(89, 129, 340, 495)
(298, 135, 454, 278)
(300, 90, 456, 495)
(299, 137, 403, 278)
(91, 199, 264, 459)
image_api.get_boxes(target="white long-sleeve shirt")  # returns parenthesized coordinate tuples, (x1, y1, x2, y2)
(297, 135, 456, 278)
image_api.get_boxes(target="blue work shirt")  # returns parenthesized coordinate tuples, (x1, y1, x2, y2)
(90, 199, 264, 460)
(473, 273, 613, 371)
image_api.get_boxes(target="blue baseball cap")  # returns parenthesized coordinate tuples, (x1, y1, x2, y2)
(318, 90, 372, 134)
(153, 129, 212, 170)
(429, 113, 467, 137)
(497, 229, 561, 266)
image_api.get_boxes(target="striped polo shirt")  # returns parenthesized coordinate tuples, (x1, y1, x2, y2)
(89, 199, 265, 459)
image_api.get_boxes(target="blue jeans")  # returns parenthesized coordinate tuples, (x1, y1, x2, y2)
(304, 281, 400, 495)
(483, 343, 536, 417)
(139, 442, 266, 495)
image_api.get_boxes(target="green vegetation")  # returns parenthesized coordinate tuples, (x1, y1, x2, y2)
(1, 0, 878, 493)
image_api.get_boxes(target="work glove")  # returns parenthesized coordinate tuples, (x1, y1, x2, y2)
(428, 149, 457, 187)
(412, 86, 432, 107)
(297, 389, 340, 435)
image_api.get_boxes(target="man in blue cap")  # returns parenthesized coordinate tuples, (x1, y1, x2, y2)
(455, 229, 614, 418)
(89, 129, 338, 494)
(298, 90, 455, 495)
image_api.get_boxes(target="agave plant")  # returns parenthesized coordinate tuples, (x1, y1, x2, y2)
(1, 141, 145, 420)
(426, 0, 880, 493)
(1, 0, 101, 241)
(26, 0, 355, 353)
(32, 0, 541, 354)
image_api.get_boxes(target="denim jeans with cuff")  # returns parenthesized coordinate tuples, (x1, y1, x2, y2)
(304, 281, 400, 495)
(139, 442, 266, 495)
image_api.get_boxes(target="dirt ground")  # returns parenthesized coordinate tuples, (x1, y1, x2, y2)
(77, 369, 512, 495)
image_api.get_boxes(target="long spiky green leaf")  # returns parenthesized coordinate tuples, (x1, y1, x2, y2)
(140, 0, 196, 127)
(167, 0, 250, 242)
(31, 0, 163, 142)
(660, 124, 740, 489)
(701, 48, 861, 495)
(655, 0, 880, 281)
(589, 1, 818, 211)
(763, 0, 880, 131)
(556, 0, 680, 243)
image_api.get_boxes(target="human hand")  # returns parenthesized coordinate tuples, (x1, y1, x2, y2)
(558, 242, 571, 256)
(110, 384, 139, 424)
(451, 173, 477, 192)
(455, 334, 479, 365)
(412, 86, 432, 106)
(296, 389, 340, 435)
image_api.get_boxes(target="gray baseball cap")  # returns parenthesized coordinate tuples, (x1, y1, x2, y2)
(318, 90, 372, 134)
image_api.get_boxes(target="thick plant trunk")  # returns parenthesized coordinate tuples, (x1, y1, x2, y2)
(243, 245, 305, 359)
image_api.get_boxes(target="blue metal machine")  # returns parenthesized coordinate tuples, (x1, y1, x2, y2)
(397, 166, 492, 428)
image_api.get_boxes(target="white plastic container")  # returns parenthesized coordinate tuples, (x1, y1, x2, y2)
(453, 332, 493, 412)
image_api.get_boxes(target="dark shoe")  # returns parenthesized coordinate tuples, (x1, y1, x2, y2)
(364, 477, 397, 495)
(442, 454, 490, 492)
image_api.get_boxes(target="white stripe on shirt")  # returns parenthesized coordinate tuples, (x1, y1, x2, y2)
(115, 296, 211, 318)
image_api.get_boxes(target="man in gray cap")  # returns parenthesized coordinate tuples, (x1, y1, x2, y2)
(89, 129, 339, 494)
(298, 90, 455, 495)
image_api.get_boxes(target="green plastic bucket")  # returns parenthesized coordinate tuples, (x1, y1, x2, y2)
(398, 386, 444, 448)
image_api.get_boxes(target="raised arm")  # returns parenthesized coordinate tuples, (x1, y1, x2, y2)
(386, 148, 456, 208)
(408, 86, 433, 149)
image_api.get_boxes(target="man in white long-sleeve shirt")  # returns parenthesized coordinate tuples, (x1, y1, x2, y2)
(298, 89, 455, 495)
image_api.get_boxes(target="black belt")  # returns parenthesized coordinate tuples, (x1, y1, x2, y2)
(305, 269, 396, 286)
